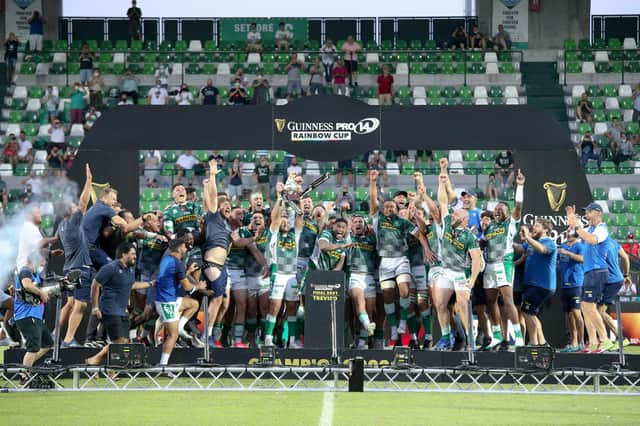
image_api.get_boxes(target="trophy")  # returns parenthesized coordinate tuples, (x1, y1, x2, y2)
(282, 172, 331, 215)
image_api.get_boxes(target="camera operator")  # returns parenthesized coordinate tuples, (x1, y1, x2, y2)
(85, 242, 154, 365)
(14, 249, 53, 367)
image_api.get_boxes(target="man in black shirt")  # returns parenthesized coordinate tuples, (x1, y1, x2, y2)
(576, 93, 593, 124)
(253, 155, 272, 200)
(200, 79, 220, 105)
(494, 150, 515, 189)
(127, 0, 142, 41)
(4, 32, 19, 83)
(580, 132, 601, 170)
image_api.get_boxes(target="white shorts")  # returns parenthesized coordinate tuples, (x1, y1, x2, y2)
(379, 256, 412, 282)
(228, 268, 248, 291)
(410, 265, 428, 291)
(155, 300, 180, 323)
(247, 275, 270, 297)
(0, 290, 11, 304)
(270, 273, 299, 301)
(436, 268, 470, 292)
(483, 261, 513, 289)
(348, 273, 378, 299)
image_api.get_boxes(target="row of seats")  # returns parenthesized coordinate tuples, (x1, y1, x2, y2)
(561, 61, 640, 74)
(562, 38, 638, 51)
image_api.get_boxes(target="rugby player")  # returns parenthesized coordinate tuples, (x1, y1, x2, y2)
(163, 183, 203, 240)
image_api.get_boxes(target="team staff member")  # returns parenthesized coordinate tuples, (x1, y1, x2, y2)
(86, 242, 154, 365)
(59, 164, 93, 348)
(558, 232, 586, 352)
(520, 219, 557, 346)
(155, 238, 208, 365)
(598, 237, 631, 346)
(14, 250, 53, 367)
(566, 203, 614, 353)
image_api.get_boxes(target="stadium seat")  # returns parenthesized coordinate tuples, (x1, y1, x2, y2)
(396, 63, 408, 75)
(217, 63, 231, 75)
(618, 84, 632, 97)
(448, 150, 463, 162)
(474, 98, 489, 105)
(53, 52, 67, 63)
(34, 150, 47, 164)
(485, 63, 498, 74)
(629, 201, 640, 214)
(188, 40, 203, 52)
(610, 200, 626, 213)
(484, 52, 498, 63)
(412, 87, 426, 99)
(413, 98, 427, 105)
(0, 164, 12, 177)
(591, 187, 606, 200)
(365, 53, 379, 63)
(625, 187, 640, 200)
(604, 97, 620, 110)
(581, 62, 595, 73)
(594, 51, 609, 62)
(13, 86, 28, 99)
(571, 85, 586, 98)
(594, 123, 608, 135)
(504, 86, 518, 99)
(473, 86, 488, 99)
(623, 38, 637, 49)
(608, 187, 624, 201)
(627, 122, 639, 135)
(247, 53, 261, 64)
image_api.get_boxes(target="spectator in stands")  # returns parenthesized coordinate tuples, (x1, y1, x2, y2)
(228, 82, 247, 105)
(622, 233, 639, 258)
(285, 53, 304, 101)
(48, 118, 66, 151)
(63, 146, 76, 171)
(415, 149, 433, 170)
(377, 65, 394, 105)
(287, 156, 302, 176)
(320, 39, 337, 84)
(47, 145, 64, 176)
(88, 69, 104, 109)
(78, 44, 94, 85)
(394, 151, 408, 170)
(335, 186, 355, 214)
(486, 172, 499, 201)
(469, 25, 486, 50)
(251, 73, 270, 105)
(576, 93, 593, 124)
(27, 11, 45, 52)
(579, 132, 601, 171)
(253, 155, 272, 197)
(143, 150, 161, 188)
(44, 86, 59, 122)
(176, 150, 199, 185)
(2, 134, 19, 167)
(611, 132, 633, 169)
(605, 117, 625, 146)
(227, 157, 243, 203)
(341, 36, 361, 87)
(619, 280, 637, 297)
(84, 106, 101, 132)
(308, 57, 324, 95)
(633, 84, 640, 123)
(336, 158, 354, 186)
(175, 84, 194, 105)
(275, 22, 293, 51)
(147, 79, 169, 105)
(230, 68, 249, 88)
(17, 131, 33, 166)
(23, 171, 42, 196)
(19, 183, 36, 204)
(154, 62, 171, 89)
(332, 58, 348, 95)
(118, 93, 133, 105)
(200, 79, 220, 105)
(120, 69, 139, 104)
(367, 150, 387, 185)
(492, 24, 512, 51)
(450, 25, 468, 50)
(494, 150, 515, 188)
(4, 32, 19, 84)
(0, 175, 8, 208)
(70, 82, 88, 125)
(246, 23, 263, 53)
(127, 0, 142, 41)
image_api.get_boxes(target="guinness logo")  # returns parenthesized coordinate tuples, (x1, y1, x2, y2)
(543, 182, 567, 212)
(90, 182, 111, 204)
(274, 118, 286, 133)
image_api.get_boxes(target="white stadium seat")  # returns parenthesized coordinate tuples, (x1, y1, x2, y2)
(473, 86, 488, 98)
(485, 62, 499, 74)
(6, 124, 21, 136)
(70, 124, 85, 138)
(484, 52, 498, 63)
(412, 87, 426, 99)
(35, 63, 49, 76)
(26, 98, 41, 111)
(297, 53, 306, 63)
(506, 98, 519, 105)
(618, 84, 632, 97)
(365, 53, 379, 64)
(34, 150, 47, 163)
(581, 62, 595, 73)
(113, 53, 125, 64)
(595, 200, 609, 213)
(53, 52, 67, 63)
(32, 163, 45, 176)
(608, 187, 624, 201)
(13, 86, 27, 99)
(275, 99, 288, 105)
(0, 164, 13, 177)
(395, 63, 408, 75)
(386, 163, 399, 176)
(474, 98, 489, 105)
(247, 53, 261, 64)
(594, 122, 608, 135)
(188, 40, 203, 52)
(40, 201, 54, 215)
(448, 150, 463, 162)
(217, 63, 231, 75)
(366, 98, 379, 105)
(413, 98, 427, 105)
(594, 51, 609, 62)
(38, 124, 51, 139)
(304, 161, 320, 176)
(449, 162, 464, 175)
(605, 97, 620, 110)
(624, 110, 634, 122)
(571, 85, 586, 98)
(504, 86, 518, 99)
(623, 38, 637, 49)
(171, 63, 183, 75)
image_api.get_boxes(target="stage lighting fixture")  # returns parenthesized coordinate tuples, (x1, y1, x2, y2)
(392, 346, 414, 369)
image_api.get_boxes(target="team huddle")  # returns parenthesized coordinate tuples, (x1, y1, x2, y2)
(7, 155, 632, 367)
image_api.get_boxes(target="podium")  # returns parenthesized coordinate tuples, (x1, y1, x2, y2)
(304, 270, 345, 350)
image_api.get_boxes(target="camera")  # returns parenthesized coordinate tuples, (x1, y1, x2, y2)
(40, 270, 82, 297)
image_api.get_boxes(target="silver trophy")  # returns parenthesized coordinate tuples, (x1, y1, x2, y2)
(282, 172, 331, 216)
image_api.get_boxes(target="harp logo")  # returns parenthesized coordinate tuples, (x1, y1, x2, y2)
(274, 119, 286, 133)
(543, 182, 567, 212)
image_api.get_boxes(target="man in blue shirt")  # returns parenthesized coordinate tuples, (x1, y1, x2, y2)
(598, 238, 631, 346)
(58, 164, 93, 348)
(558, 232, 585, 352)
(520, 219, 557, 345)
(155, 238, 207, 365)
(86, 242, 154, 366)
(567, 203, 614, 353)
(14, 249, 53, 367)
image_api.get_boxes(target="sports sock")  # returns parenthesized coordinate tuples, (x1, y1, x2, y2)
(441, 325, 452, 340)
(260, 319, 267, 334)
(178, 316, 188, 333)
(264, 315, 276, 336)
(213, 323, 223, 341)
(287, 316, 297, 343)
(513, 323, 523, 338)
(246, 318, 257, 334)
(233, 323, 244, 343)
(384, 303, 397, 326)
(358, 312, 370, 329)
(421, 308, 433, 338)
(159, 352, 170, 365)
(407, 313, 418, 335)
(492, 325, 504, 341)
(374, 328, 384, 340)
(399, 297, 411, 320)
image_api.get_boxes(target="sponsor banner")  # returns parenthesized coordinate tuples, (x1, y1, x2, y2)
(492, 0, 528, 49)
(5, 0, 43, 41)
(219, 18, 308, 43)
(305, 271, 345, 349)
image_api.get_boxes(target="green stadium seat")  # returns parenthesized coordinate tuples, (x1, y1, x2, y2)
(578, 122, 592, 134)
(565, 51, 579, 62)
(14, 163, 29, 176)
(130, 40, 143, 51)
(499, 62, 514, 73)
(629, 200, 640, 214)
(410, 63, 424, 74)
(580, 50, 594, 61)
(608, 38, 621, 49)
(627, 123, 639, 135)
(459, 86, 472, 98)
(464, 151, 480, 161)
(322, 189, 337, 201)
(468, 63, 485, 74)
(626, 61, 640, 72)
(162, 151, 177, 163)
(68, 63, 80, 74)
(355, 188, 368, 202)
(427, 87, 441, 98)
(19, 63, 35, 74)
(610, 200, 626, 213)
(98, 53, 112, 63)
(401, 163, 415, 175)
(141, 188, 156, 202)
(175, 40, 188, 51)
(591, 187, 607, 200)
(429, 97, 443, 106)
(566, 62, 580, 73)
(488, 86, 503, 98)
(612, 213, 628, 227)
(563, 39, 576, 50)
(624, 187, 640, 200)
(157, 189, 172, 202)
(424, 40, 436, 50)
(620, 98, 634, 110)
(425, 63, 439, 74)
(490, 98, 505, 106)
(603, 85, 617, 97)
(23, 124, 37, 137)
(186, 63, 201, 74)
(8, 111, 22, 123)
(23, 111, 39, 123)
(161, 163, 176, 176)
(592, 110, 606, 122)
(596, 62, 611, 73)
(607, 110, 622, 121)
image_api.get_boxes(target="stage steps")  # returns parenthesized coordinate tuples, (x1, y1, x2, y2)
(521, 61, 568, 129)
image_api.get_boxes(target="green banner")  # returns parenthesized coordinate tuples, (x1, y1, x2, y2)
(219, 18, 308, 43)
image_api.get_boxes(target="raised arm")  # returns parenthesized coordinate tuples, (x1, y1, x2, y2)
(520, 226, 548, 254)
(512, 169, 525, 221)
(437, 159, 450, 219)
(206, 159, 219, 213)
(415, 172, 441, 223)
(368, 169, 379, 215)
(270, 182, 285, 232)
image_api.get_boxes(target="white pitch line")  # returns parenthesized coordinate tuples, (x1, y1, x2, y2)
(318, 391, 335, 426)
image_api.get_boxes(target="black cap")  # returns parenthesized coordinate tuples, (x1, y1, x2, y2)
(393, 190, 408, 198)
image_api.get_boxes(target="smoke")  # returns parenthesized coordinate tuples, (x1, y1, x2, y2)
(0, 173, 80, 292)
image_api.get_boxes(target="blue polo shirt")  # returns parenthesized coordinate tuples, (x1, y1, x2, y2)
(81, 200, 116, 247)
(605, 238, 624, 284)
(14, 268, 43, 320)
(582, 223, 609, 272)
(57, 210, 92, 273)
(95, 260, 135, 316)
(523, 237, 558, 291)
(156, 255, 187, 303)
(559, 241, 585, 288)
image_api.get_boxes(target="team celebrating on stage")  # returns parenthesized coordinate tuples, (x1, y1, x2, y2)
(4, 154, 632, 367)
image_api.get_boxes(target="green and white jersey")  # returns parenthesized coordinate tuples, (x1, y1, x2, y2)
(407, 233, 424, 267)
(372, 212, 418, 258)
(244, 227, 270, 277)
(298, 216, 319, 258)
(426, 223, 442, 267)
(163, 201, 203, 235)
(137, 234, 167, 276)
(347, 233, 378, 274)
(316, 229, 348, 271)
(484, 218, 520, 263)
(226, 227, 253, 269)
(441, 215, 478, 273)
(269, 228, 301, 275)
